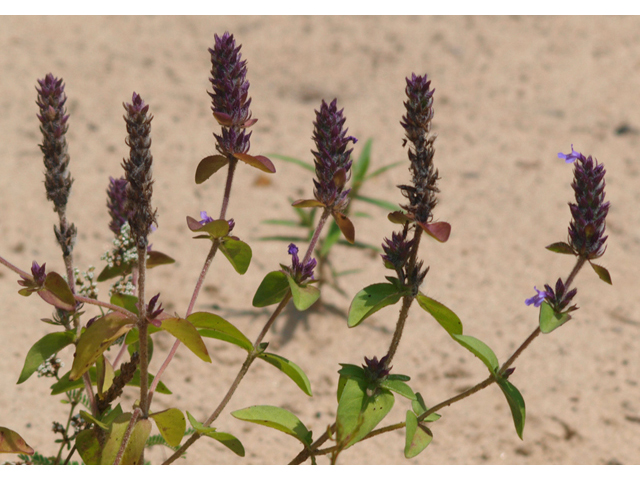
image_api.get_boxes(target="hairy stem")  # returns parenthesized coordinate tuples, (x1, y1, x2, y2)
(113, 407, 142, 465)
(136, 251, 149, 418)
(219, 157, 238, 220)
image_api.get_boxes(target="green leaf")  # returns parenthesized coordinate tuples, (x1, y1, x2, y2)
(51, 367, 171, 395)
(285, 273, 320, 311)
(267, 153, 315, 172)
(188, 311, 253, 352)
(186, 217, 230, 238)
(160, 317, 211, 363)
(404, 410, 433, 458)
(538, 301, 572, 334)
(347, 283, 403, 327)
(79, 410, 109, 430)
(416, 293, 463, 335)
(590, 261, 612, 285)
(352, 138, 373, 185)
(195, 154, 229, 184)
(353, 194, 399, 212)
(337, 364, 367, 381)
(150, 408, 186, 448)
(101, 413, 151, 465)
(75, 429, 101, 464)
(70, 313, 136, 381)
(498, 379, 526, 440)
(110, 293, 139, 315)
(336, 377, 395, 448)
(38, 272, 76, 311)
(545, 241, 576, 255)
(17, 331, 75, 384)
(292, 199, 325, 208)
(220, 238, 252, 275)
(252, 271, 291, 308)
(127, 370, 172, 395)
(364, 160, 403, 181)
(257, 352, 312, 396)
(380, 378, 416, 401)
(97, 262, 131, 282)
(231, 405, 312, 447)
(146, 250, 176, 269)
(411, 393, 441, 422)
(451, 334, 500, 373)
(186, 412, 245, 457)
(0, 427, 34, 454)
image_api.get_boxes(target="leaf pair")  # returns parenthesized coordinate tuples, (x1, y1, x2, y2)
(253, 270, 320, 311)
(195, 152, 275, 184)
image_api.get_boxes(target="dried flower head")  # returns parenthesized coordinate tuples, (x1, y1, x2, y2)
(398, 73, 439, 225)
(209, 32, 254, 157)
(36, 74, 73, 214)
(559, 147, 609, 259)
(311, 99, 357, 211)
(122, 93, 157, 247)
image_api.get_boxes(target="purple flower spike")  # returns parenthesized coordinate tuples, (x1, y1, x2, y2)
(209, 32, 254, 157)
(525, 286, 548, 307)
(558, 144, 581, 164)
(398, 73, 439, 225)
(107, 177, 129, 235)
(311, 99, 357, 211)
(284, 243, 316, 283)
(567, 152, 609, 259)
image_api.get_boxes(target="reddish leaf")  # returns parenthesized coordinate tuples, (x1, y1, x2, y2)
(333, 168, 347, 189)
(292, 199, 325, 208)
(419, 221, 451, 243)
(242, 118, 258, 128)
(212, 111, 233, 126)
(195, 155, 229, 184)
(333, 212, 355, 244)
(234, 152, 276, 174)
(39, 272, 76, 311)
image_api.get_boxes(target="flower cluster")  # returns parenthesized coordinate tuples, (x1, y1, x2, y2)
(122, 93, 157, 247)
(362, 354, 392, 384)
(282, 244, 316, 283)
(311, 99, 357, 211)
(107, 177, 129, 235)
(209, 32, 255, 157)
(558, 146, 609, 260)
(398, 74, 439, 225)
(198, 211, 236, 233)
(17, 261, 47, 294)
(525, 278, 578, 315)
(381, 229, 418, 282)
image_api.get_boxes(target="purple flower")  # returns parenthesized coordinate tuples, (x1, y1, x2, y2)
(107, 177, 129, 235)
(311, 99, 357, 211)
(199, 211, 214, 225)
(398, 73, 439, 225)
(209, 32, 254, 157)
(362, 354, 391, 383)
(525, 286, 548, 307)
(567, 150, 609, 259)
(122, 92, 156, 246)
(558, 144, 581, 164)
(17, 261, 47, 292)
(283, 243, 316, 283)
(542, 278, 578, 314)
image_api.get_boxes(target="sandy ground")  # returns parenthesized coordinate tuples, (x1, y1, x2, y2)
(0, 16, 638, 465)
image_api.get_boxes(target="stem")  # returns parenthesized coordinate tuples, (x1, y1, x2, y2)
(385, 226, 423, 364)
(136, 252, 149, 418)
(73, 294, 138, 320)
(54, 392, 79, 464)
(147, 241, 220, 406)
(0, 254, 30, 278)
(564, 256, 587, 291)
(219, 157, 238, 220)
(113, 407, 141, 465)
(302, 208, 331, 265)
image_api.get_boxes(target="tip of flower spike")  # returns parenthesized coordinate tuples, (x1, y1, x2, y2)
(288, 244, 299, 256)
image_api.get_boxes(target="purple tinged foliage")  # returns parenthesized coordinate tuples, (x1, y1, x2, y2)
(122, 92, 156, 246)
(542, 278, 578, 314)
(565, 148, 609, 260)
(107, 177, 129, 235)
(381, 230, 415, 271)
(398, 73, 439, 225)
(525, 286, 548, 307)
(311, 99, 357, 211)
(209, 32, 254, 157)
(147, 293, 164, 320)
(17, 261, 47, 291)
(199, 211, 215, 224)
(284, 243, 316, 283)
(363, 354, 392, 383)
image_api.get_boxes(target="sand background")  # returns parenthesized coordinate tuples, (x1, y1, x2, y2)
(0, 16, 638, 465)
